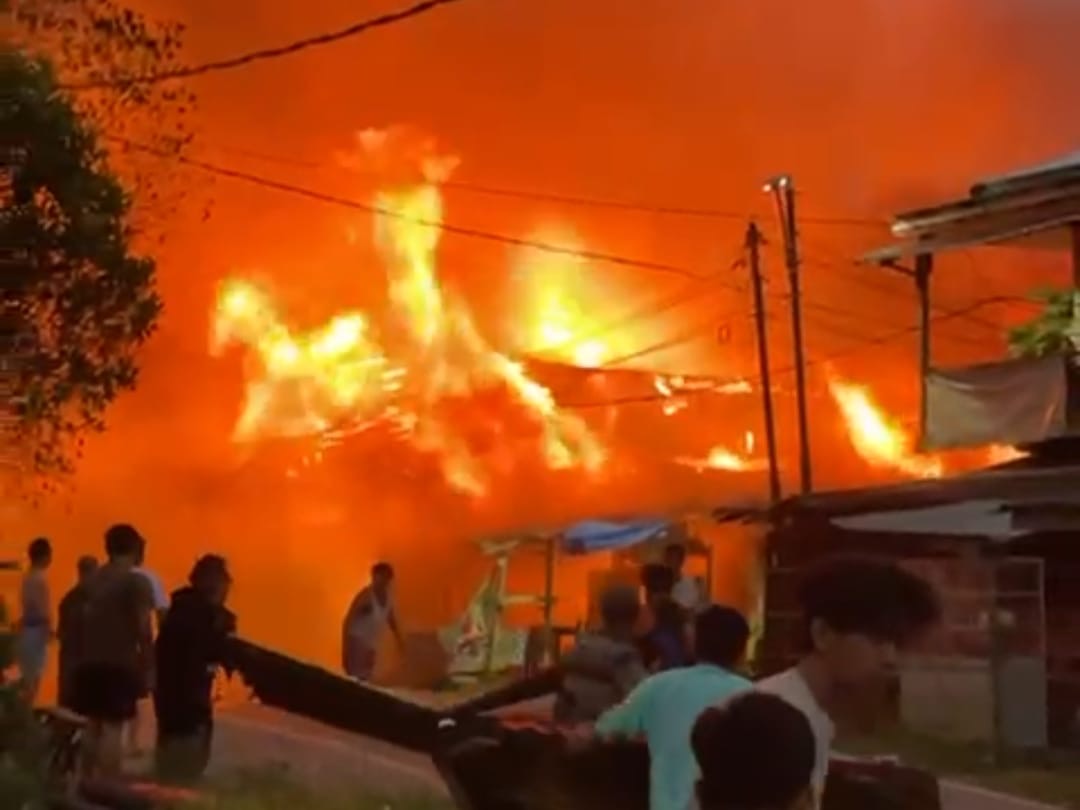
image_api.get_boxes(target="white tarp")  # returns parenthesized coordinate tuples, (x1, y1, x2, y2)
(923, 356, 1069, 450)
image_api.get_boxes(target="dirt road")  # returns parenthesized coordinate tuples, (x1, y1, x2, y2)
(940, 781, 1064, 810)
(211, 704, 1063, 809)
(211, 703, 447, 799)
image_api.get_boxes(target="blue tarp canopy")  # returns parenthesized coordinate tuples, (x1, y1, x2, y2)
(561, 518, 672, 554)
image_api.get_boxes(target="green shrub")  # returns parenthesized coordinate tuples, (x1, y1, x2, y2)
(0, 598, 50, 809)
(1007, 288, 1080, 358)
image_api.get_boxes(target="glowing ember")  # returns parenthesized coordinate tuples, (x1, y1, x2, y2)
(827, 374, 943, 479)
(655, 374, 753, 396)
(652, 375, 687, 415)
(676, 431, 766, 472)
(651, 375, 753, 418)
(986, 444, 1026, 465)
(213, 128, 605, 495)
(661, 399, 688, 417)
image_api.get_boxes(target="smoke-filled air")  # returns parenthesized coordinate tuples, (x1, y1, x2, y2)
(5, 0, 1079, 668)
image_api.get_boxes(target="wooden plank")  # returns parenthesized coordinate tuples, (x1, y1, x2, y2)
(916, 253, 933, 448)
(1071, 221, 1080, 287)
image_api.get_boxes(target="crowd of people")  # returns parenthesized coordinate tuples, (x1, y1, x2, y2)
(13, 525, 236, 785)
(15, 531, 942, 810)
(328, 542, 942, 810)
(553, 545, 942, 810)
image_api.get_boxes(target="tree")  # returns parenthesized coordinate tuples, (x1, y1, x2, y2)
(4, 0, 204, 484)
(10, 0, 204, 234)
(1007, 287, 1080, 359)
(2, 49, 162, 479)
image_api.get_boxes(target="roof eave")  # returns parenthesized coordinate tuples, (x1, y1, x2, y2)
(771, 463, 1080, 523)
(860, 211, 1080, 265)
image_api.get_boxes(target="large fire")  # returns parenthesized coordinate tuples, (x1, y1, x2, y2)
(827, 373, 944, 479)
(210, 130, 1023, 500)
(212, 129, 605, 496)
(826, 372, 1023, 479)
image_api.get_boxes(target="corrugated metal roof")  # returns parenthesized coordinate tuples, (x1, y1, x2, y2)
(860, 153, 1080, 264)
(976, 152, 1080, 195)
(861, 213, 1077, 263)
(831, 499, 1024, 539)
(772, 460, 1080, 521)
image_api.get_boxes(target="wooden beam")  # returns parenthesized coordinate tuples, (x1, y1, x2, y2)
(915, 253, 934, 445)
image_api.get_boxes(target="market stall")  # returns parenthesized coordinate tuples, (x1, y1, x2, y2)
(440, 514, 716, 677)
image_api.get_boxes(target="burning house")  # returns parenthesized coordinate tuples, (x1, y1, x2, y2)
(756, 153, 1080, 749)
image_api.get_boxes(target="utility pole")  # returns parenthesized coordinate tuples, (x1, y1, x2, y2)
(745, 222, 782, 503)
(766, 175, 813, 494)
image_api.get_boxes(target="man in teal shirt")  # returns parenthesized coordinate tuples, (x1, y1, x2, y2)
(595, 605, 752, 810)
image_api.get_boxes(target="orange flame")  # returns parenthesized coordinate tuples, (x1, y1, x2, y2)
(985, 444, 1026, 465)
(212, 279, 399, 441)
(677, 430, 766, 472)
(511, 232, 616, 368)
(827, 374, 943, 479)
(212, 129, 605, 495)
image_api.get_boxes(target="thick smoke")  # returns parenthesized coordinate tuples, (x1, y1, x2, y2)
(6, 0, 1078, 669)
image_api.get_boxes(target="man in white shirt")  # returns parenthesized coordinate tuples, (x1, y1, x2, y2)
(129, 533, 169, 756)
(342, 561, 403, 681)
(18, 537, 53, 704)
(135, 561, 169, 619)
(664, 544, 704, 614)
(754, 557, 941, 808)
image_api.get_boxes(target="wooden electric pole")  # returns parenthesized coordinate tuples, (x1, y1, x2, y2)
(745, 222, 782, 503)
(768, 175, 813, 494)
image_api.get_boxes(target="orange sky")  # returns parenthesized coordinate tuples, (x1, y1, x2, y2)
(5, 0, 1079, 667)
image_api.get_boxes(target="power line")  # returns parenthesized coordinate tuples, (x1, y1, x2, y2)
(761, 285, 991, 351)
(541, 245, 784, 371)
(559, 296, 1010, 409)
(596, 312, 748, 368)
(798, 249, 1031, 336)
(125, 132, 1019, 380)
(109, 136, 705, 280)
(536, 238, 773, 373)
(555, 243, 999, 396)
(799, 296, 1012, 367)
(536, 281, 723, 359)
(800, 301, 989, 350)
(192, 141, 890, 228)
(60, 0, 464, 91)
(537, 254, 746, 358)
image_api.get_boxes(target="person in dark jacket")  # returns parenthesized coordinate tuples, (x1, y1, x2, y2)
(692, 693, 816, 810)
(640, 563, 676, 609)
(153, 554, 236, 784)
(57, 555, 99, 709)
(639, 596, 691, 672)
